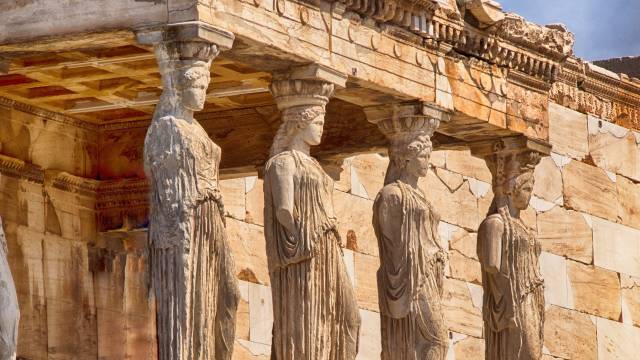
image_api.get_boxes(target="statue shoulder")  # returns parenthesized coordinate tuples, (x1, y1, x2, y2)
(375, 183, 403, 207)
(265, 151, 297, 174)
(479, 214, 505, 235)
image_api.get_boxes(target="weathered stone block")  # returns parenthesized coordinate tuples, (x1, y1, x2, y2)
(448, 231, 481, 284)
(356, 309, 381, 360)
(597, 317, 640, 360)
(354, 252, 379, 312)
(548, 103, 588, 159)
(421, 170, 479, 231)
(540, 252, 570, 309)
(350, 153, 388, 200)
(616, 175, 640, 230)
(562, 160, 618, 221)
(567, 261, 621, 320)
(244, 176, 264, 226)
(444, 150, 492, 183)
(588, 115, 640, 182)
(452, 335, 484, 360)
(334, 190, 377, 256)
(620, 274, 640, 327)
(537, 206, 592, 264)
(226, 218, 270, 285)
(533, 156, 563, 204)
(248, 282, 273, 345)
(442, 278, 483, 337)
(592, 217, 640, 277)
(220, 178, 246, 220)
(543, 306, 596, 360)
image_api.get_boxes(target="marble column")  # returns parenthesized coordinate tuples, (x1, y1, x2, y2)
(0, 216, 19, 360)
(263, 65, 361, 360)
(137, 22, 239, 360)
(471, 137, 550, 360)
(365, 102, 450, 360)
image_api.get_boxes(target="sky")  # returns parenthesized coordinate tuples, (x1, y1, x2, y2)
(498, 0, 640, 61)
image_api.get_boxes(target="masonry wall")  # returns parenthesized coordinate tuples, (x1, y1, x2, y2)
(2, 99, 640, 359)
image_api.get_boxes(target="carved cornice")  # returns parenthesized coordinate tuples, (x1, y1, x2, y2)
(0, 154, 43, 183)
(553, 57, 640, 129)
(327, 0, 573, 85)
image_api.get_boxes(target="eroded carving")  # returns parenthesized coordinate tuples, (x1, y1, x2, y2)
(264, 75, 361, 360)
(492, 13, 575, 57)
(0, 216, 19, 360)
(368, 103, 448, 360)
(475, 139, 546, 360)
(142, 26, 239, 360)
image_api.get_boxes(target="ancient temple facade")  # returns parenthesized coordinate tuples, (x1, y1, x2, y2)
(0, 1, 639, 359)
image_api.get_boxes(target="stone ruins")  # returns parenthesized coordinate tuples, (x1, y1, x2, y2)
(0, 0, 638, 359)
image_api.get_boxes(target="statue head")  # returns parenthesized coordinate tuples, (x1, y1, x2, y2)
(270, 105, 326, 156)
(154, 41, 218, 116)
(487, 148, 540, 213)
(268, 79, 334, 156)
(390, 134, 433, 180)
(175, 65, 211, 111)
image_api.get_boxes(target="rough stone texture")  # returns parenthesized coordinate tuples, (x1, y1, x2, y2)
(226, 218, 269, 285)
(597, 317, 640, 360)
(533, 156, 563, 204)
(334, 190, 377, 256)
(588, 115, 640, 182)
(616, 175, 640, 230)
(592, 217, 640, 278)
(442, 279, 483, 338)
(244, 177, 264, 226)
(620, 275, 640, 327)
(562, 160, 618, 221)
(536, 206, 592, 264)
(444, 150, 492, 183)
(452, 335, 484, 360)
(354, 252, 380, 312)
(539, 252, 570, 309)
(350, 154, 388, 200)
(549, 102, 589, 159)
(567, 261, 621, 320)
(543, 306, 596, 360)
(448, 231, 482, 284)
(421, 170, 479, 231)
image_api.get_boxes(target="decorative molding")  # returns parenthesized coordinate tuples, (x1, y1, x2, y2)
(0, 154, 43, 183)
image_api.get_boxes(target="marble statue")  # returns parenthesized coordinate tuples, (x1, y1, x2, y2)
(370, 105, 448, 360)
(0, 217, 19, 360)
(477, 144, 544, 360)
(264, 78, 361, 360)
(143, 37, 239, 360)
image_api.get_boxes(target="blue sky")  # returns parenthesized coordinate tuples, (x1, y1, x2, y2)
(498, 0, 640, 61)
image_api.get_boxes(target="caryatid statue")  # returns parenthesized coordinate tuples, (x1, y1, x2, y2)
(367, 103, 449, 360)
(0, 216, 19, 360)
(264, 67, 361, 360)
(138, 23, 239, 360)
(474, 138, 548, 360)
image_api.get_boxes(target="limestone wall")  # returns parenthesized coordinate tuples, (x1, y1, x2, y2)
(2, 99, 640, 359)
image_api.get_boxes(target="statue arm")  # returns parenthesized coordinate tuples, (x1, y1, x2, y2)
(376, 188, 403, 244)
(270, 157, 296, 234)
(478, 216, 504, 274)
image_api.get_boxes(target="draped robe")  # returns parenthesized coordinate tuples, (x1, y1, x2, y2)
(264, 150, 361, 360)
(372, 181, 448, 360)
